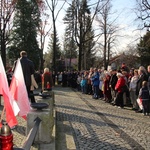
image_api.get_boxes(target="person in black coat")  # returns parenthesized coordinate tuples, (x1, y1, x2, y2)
(136, 69, 148, 96)
(109, 69, 118, 104)
(12, 51, 36, 103)
(135, 68, 148, 112)
(138, 81, 150, 115)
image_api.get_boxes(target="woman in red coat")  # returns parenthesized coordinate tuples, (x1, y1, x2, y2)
(115, 72, 126, 108)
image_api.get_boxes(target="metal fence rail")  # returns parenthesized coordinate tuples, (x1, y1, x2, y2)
(14, 117, 41, 150)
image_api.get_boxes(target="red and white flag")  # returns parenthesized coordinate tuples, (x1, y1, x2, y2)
(0, 56, 18, 128)
(10, 59, 30, 119)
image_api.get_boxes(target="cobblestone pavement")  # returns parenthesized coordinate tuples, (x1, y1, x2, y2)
(55, 86, 150, 150)
(1, 85, 150, 150)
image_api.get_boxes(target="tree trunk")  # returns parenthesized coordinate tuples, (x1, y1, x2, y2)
(1, 36, 6, 69)
(78, 43, 82, 71)
(53, 23, 56, 73)
(39, 49, 44, 71)
(103, 16, 107, 70)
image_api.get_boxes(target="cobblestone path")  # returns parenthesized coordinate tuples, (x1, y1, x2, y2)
(55, 86, 150, 150)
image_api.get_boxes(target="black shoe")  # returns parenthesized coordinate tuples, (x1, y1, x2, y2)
(135, 110, 142, 113)
(111, 102, 116, 106)
(94, 97, 98, 99)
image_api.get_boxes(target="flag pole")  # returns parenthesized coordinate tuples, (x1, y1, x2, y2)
(0, 94, 1, 105)
(0, 107, 6, 126)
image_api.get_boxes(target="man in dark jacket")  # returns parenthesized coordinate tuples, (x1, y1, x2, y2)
(12, 51, 35, 103)
(109, 69, 118, 104)
(135, 69, 148, 112)
(136, 69, 148, 96)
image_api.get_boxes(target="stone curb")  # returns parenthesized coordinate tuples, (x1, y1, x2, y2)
(39, 107, 56, 150)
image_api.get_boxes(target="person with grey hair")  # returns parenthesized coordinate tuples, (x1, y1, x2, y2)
(41, 67, 53, 92)
(135, 67, 148, 112)
(114, 72, 126, 108)
(136, 68, 148, 97)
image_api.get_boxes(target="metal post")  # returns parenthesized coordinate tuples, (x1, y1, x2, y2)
(13, 117, 41, 150)
(22, 117, 41, 150)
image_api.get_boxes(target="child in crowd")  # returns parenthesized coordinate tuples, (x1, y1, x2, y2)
(77, 74, 82, 91)
(80, 76, 87, 94)
(138, 81, 150, 116)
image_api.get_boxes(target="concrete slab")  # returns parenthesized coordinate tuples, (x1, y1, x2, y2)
(56, 120, 76, 150)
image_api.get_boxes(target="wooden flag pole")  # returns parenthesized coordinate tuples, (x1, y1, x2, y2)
(0, 106, 6, 123)
(0, 95, 1, 105)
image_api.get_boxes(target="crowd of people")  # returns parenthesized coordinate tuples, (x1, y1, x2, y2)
(54, 63, 150, 116)
(6, 52, 150, 116)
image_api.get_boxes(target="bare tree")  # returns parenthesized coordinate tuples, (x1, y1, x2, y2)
(45, 0, 66, 73)
(95, 0, 120, 70)
(38, 1, 52, 70)
(65, 0, 104, 71)
(136, 0, 150, 28)
(0, 0, 17, 69)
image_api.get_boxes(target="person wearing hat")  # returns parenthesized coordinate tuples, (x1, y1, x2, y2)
(114, 72, 126, 108)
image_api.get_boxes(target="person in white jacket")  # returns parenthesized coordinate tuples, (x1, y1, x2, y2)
(129, 69, 139, 110)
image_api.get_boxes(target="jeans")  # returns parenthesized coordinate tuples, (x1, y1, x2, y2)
(93, 85, 99, 98)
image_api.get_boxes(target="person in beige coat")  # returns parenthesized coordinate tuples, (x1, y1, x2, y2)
(30, 74, 38, 103)
(31, 74, 38, 91)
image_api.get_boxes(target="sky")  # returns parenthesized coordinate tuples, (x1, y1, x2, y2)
(110, 0, 144, 51)
(43, 0, 146, 53)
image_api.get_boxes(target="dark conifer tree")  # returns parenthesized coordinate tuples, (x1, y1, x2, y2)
(9, 0, 41, 70)
(83, 15, 96, 69)
(63, 0, 77, 70)
(63, 0, 96, 70)
(137, 31, 150, 67)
